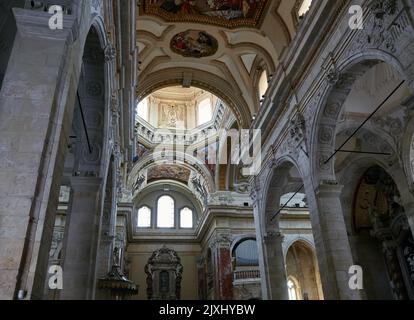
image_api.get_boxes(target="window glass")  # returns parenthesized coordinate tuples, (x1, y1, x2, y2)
(298, 0, 312, 18)
(137, 98, 149, 121)
(258, 70, 268, 102)
(197, 98, 212, 125)
(137, 206, 151, 228)
(157, 195, 175, 228)
(180, 207, 193, 228)
(288, 279, 299, 300)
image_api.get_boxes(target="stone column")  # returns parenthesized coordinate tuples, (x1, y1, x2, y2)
(262, 231, 289, 300)
(210, 232, 233, 300)
(60, 177, 102, 300)
(0, 8, 76, 299)
(312, 182, 361, 300)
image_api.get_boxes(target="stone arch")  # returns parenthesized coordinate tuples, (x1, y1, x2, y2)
(53, 20, 113, 300)
(338, 153, 414, 238)
(284, 237, 315, 261)
(128, 150, 216, 195)
(230, 234, 257, 254)
(20, 11, 113, 299)
(137, 68, 252, 128)
(261, 156, 304, 232)
(311, 50, 412, 183)
(285, 240, 323, 300)
(134, 180, 204, 223)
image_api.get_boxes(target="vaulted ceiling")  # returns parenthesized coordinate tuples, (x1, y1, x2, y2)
(137, 0, 305, 128)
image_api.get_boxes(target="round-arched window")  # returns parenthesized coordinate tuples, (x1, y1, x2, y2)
(157, 195, 175, 228)
(180, 207, 193, 229)
(137, 206, 151, 228)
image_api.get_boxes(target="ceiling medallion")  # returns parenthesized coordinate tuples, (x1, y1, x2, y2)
(171, 30, 218, 58)
(140, 0, 269, 29)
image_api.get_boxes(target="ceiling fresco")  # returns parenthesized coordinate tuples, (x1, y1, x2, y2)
(140, 0, 270, 28)
(170, 30, 218, 58)
(147, 165, 191, 184)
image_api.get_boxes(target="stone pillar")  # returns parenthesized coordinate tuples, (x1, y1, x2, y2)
(262, 231, 289, 300)
(0, 8, 76, 299)
(60, 177, 102, 300)
(210, 232, 233, 300)
(313, 182, 361, 300)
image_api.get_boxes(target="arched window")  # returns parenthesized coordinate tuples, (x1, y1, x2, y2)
(197, 98, 212, 125)
(137, 98, 149, 121)
(157, 195, 175, 228)
(298, 0, 312, 18)
(233, 239, 259, 267)
(258, 70, 269, 103)
(137, 206, 151, 228)
(287, 277, 300, 300)
(180, 207, 193, 229)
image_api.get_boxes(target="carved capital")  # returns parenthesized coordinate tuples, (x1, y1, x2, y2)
(209, 232, 232, 249)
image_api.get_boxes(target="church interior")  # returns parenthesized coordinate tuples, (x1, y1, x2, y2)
(1, 0, 414, 301)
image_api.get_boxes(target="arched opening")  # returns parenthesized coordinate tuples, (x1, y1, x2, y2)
(287, 276, 300, 300)
(313, 59, 412, 183)
(137, 206, 152, 228)
(351, 166, 414, 299)
(233, 239, 259, 268)
(258, 70, 269, 105)
(262, 160, 324, 300)
(325, 59, 414, 299)
(136, 86, 220, 131)
(179, 207, 193, 229)
(286, 241, 323, 300)
(157, 195, 175, 228)
(231, 238, 261, 300)
(43, 26, 110, 300)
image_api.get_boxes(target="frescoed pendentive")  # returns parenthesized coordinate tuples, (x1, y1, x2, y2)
(170, 30, 218, 58)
